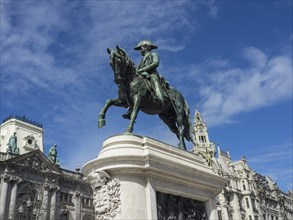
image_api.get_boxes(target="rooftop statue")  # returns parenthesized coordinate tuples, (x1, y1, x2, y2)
(98, 40, 195, 150)
(48, 144, 60, 165)
(6, 132, 19, 155)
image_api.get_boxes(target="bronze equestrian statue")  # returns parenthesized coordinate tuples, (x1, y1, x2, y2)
(98, 41, 195, 150)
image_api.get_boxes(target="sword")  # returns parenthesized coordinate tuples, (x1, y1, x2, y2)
(161, 81, 180, 119)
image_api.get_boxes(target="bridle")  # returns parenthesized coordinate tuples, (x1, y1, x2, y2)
(110, 49, 136, 86)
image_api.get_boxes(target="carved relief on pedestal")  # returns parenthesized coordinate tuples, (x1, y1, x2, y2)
(156, 191, 207, 220)
(85, 170, 121, 220)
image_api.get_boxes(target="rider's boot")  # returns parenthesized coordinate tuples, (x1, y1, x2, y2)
(152, 79, 164, 106)
(122, 107, 132, 119)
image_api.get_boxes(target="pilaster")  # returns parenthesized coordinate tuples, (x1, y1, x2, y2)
(49, 186, 59, 220)
(231, 193, 242, 220)
(75, 191, 81, 220)
(40, 182, 50, 220)
(0, 172, 10, 220)
(145, 176, 157, 220)
(8, 177, 22, 220)
(205, 198, 219, 220)
(218, 193, 230, 220)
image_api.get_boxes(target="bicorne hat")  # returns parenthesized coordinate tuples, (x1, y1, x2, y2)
(134, 40, 158, 50)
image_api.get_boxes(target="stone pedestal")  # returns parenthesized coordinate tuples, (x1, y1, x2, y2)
(82, 135, 227, 220)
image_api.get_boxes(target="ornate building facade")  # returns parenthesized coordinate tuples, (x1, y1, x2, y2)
(1, 113, 292, 220)
(192, 109, 293, 220)
(0, 116, 94, 220)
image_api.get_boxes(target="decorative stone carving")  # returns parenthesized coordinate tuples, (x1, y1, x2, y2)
(86, 170, 111, 189)
(23, 134, 38, 150)
(21, 156, 50, 172)
(86, 170, 121, 220)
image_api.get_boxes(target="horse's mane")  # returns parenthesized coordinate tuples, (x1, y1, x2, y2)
(115, 47, 136, 74)
(110, 47, 137, 83)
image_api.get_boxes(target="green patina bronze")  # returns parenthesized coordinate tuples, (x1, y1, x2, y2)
(48, 144, 60, 165)
(6, 132, 19, 155)
(98, 41, 195, 150)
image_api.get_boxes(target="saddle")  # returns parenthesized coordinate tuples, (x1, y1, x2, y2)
(140, 74, 170, 99)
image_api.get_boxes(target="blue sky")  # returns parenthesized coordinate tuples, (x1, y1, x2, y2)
(1, 1, 292, 192)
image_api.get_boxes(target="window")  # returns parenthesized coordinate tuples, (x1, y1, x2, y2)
(60, 192, 64, 201)
(59, 192, 73, 204)
(217, 210, 222, 220)
(242, 181, 246, 190)
(251, 199, 256, 210)
(199, 136, 206, 143)
(246, 198, 250, 208)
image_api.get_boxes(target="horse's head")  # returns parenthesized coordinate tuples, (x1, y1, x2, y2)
(107, 46, 135, 85)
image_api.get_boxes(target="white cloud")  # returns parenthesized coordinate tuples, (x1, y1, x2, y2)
(1, 1, 219, 152)
(1, 0, 217, 97)
(249, 151, 291, 164)
(243, 47, 268, 69)
(198, 47, 292, 126)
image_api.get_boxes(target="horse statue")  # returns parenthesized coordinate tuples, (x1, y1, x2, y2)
(98, 46, 195, 150)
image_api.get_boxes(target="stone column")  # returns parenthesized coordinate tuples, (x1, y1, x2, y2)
(205, 198, 219, 220)
(220, 204, 230, 220)
(218, 193, 229, 220)
(50, 186, 59, 220)
(145, 177, 157, 220)
(8, 177, 21, 220)
(231, 193, 242, 220)
(255, 199, 263, 220)
(75, 191, 81, 220)
(40, 183, 50, 220)
(0, 173, 10, 220)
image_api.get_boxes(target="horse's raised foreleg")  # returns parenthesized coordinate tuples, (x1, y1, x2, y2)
(98, 98, 124, 128)
(125, 95, 141, 134)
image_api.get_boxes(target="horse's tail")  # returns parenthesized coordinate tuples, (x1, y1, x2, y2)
(168, 88, 196, 146)
(183, 99, 196, 146)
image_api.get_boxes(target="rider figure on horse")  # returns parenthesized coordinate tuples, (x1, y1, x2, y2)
(122, 40, 168, 119)
(134, 40, 164, 105)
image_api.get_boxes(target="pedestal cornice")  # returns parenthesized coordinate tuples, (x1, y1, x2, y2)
(82, 135, 227, 199)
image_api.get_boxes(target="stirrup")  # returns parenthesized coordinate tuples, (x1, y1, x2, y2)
(122, 112, 131, 119)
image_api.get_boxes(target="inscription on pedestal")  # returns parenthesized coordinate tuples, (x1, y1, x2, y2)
(156, 191, 207, 220)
